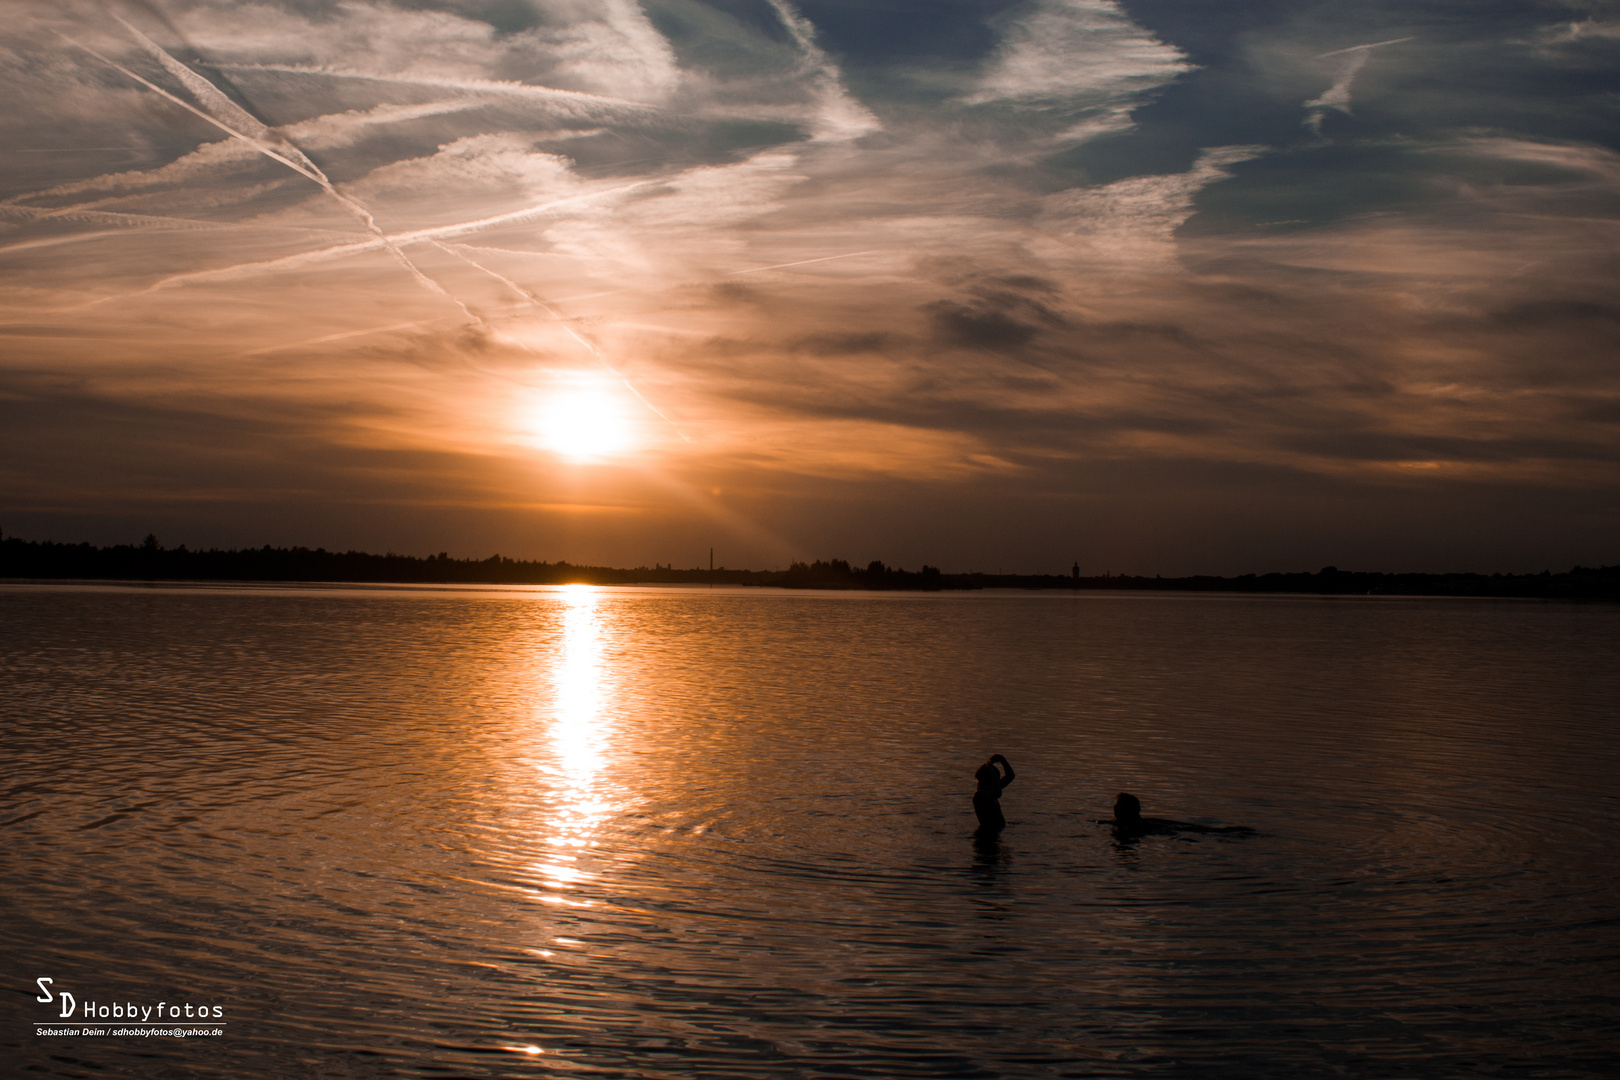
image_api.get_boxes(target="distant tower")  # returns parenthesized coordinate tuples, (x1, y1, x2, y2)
(710, 547, 714, 588)
(1072, 560, 1079, 580)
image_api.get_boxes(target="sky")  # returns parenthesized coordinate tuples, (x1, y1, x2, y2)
(2, 0, 1617, 575)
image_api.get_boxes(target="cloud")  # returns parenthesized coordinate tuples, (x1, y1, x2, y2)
(344, 134, 582, 204)
(758, 0, 879, 140)
(966, 0, 1189, 140)
(1536, 12, 1620, 48)
(1, 1, 1617, 571)
(1038, 146, 1263, 265)
(164, 0, 680, 102)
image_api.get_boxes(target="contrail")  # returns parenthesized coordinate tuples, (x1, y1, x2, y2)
(55, 33, 327, 184)
(24, 238, 384, 319)
(385, 180, 655, 244)
(0, 231, 124, 256)
(3, 100, 486, 210)
(32, 179, 653, 318)
(45, 21, 655, 333)
(72, 20, 475, 320)
(441, 243, 578, 260)
(112, 15, 457, 303)
(1317, 36, 1414, 58)
(432, 242, 589, 349)
(1305, 37, 1413, 133)
(727, 250, 882, 275)
(209, 62, 657, 116)
(0, 202, 229, 231)
(237, 318, 452, 357)
(21, 201, 350, 239)
(114, 15, 299, 160)
(279, 98, 493, 144)
(433, 240, 693, 443)
(0, 138, 257, 208)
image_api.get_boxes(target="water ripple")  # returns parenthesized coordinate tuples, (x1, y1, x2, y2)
(2, 585, 1617, 1077)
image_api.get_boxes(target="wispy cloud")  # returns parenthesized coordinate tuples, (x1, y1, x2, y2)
(963, 0, 1188, 150)
(1039, 146, 1263, 266)
(759, 0, 879, 140)
(969, 0, 1189, 105)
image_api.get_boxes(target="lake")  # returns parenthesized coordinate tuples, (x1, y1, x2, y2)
(3, 583, 1617, 1078)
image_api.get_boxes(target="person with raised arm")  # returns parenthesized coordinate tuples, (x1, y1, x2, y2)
(973, 754, 1015, 831)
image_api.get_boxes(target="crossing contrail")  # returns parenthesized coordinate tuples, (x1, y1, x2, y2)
(113, 15, 460, 305)
(56, 33, 325, 183)
(69, 19, 476, 320)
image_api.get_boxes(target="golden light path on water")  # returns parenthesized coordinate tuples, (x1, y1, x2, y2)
(505, 585, 623, 1060)
(535, 585, 618, 896)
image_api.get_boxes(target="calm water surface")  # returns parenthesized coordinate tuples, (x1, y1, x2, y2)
(3, 584, 1618, 1078)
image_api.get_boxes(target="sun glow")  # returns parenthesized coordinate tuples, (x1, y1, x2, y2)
(533, 381, 635, 461)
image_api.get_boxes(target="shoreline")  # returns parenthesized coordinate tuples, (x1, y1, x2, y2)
(4, 537, 1616, 599)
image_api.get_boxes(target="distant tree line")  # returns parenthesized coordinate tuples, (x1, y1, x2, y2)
(1, 534, 1616, 599)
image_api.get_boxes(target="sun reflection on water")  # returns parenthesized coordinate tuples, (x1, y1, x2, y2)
(537, 584, 620, 893)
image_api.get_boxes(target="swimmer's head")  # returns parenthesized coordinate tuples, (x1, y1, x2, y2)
(1114, 792, 1142, 824)
(975, 761, 1001, 784)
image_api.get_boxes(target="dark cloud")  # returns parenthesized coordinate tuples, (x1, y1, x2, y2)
(786, 331, 896, 355)
(928, 299, 1040, 349)
(1489, 299, 1620, 329)
(926, 276, 1068, 349)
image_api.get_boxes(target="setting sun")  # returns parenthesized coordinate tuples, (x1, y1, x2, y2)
(534, 382, 635, 461)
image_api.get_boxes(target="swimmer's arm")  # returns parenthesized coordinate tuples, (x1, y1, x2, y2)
(992, 754, 1014, 787)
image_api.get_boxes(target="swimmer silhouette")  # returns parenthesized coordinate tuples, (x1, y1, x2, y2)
(1102, 792, 1254, 839)
(973, 754, 1015, 832)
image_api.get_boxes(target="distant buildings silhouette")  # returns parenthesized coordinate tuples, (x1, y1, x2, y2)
(1, 534, 1615, 598)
